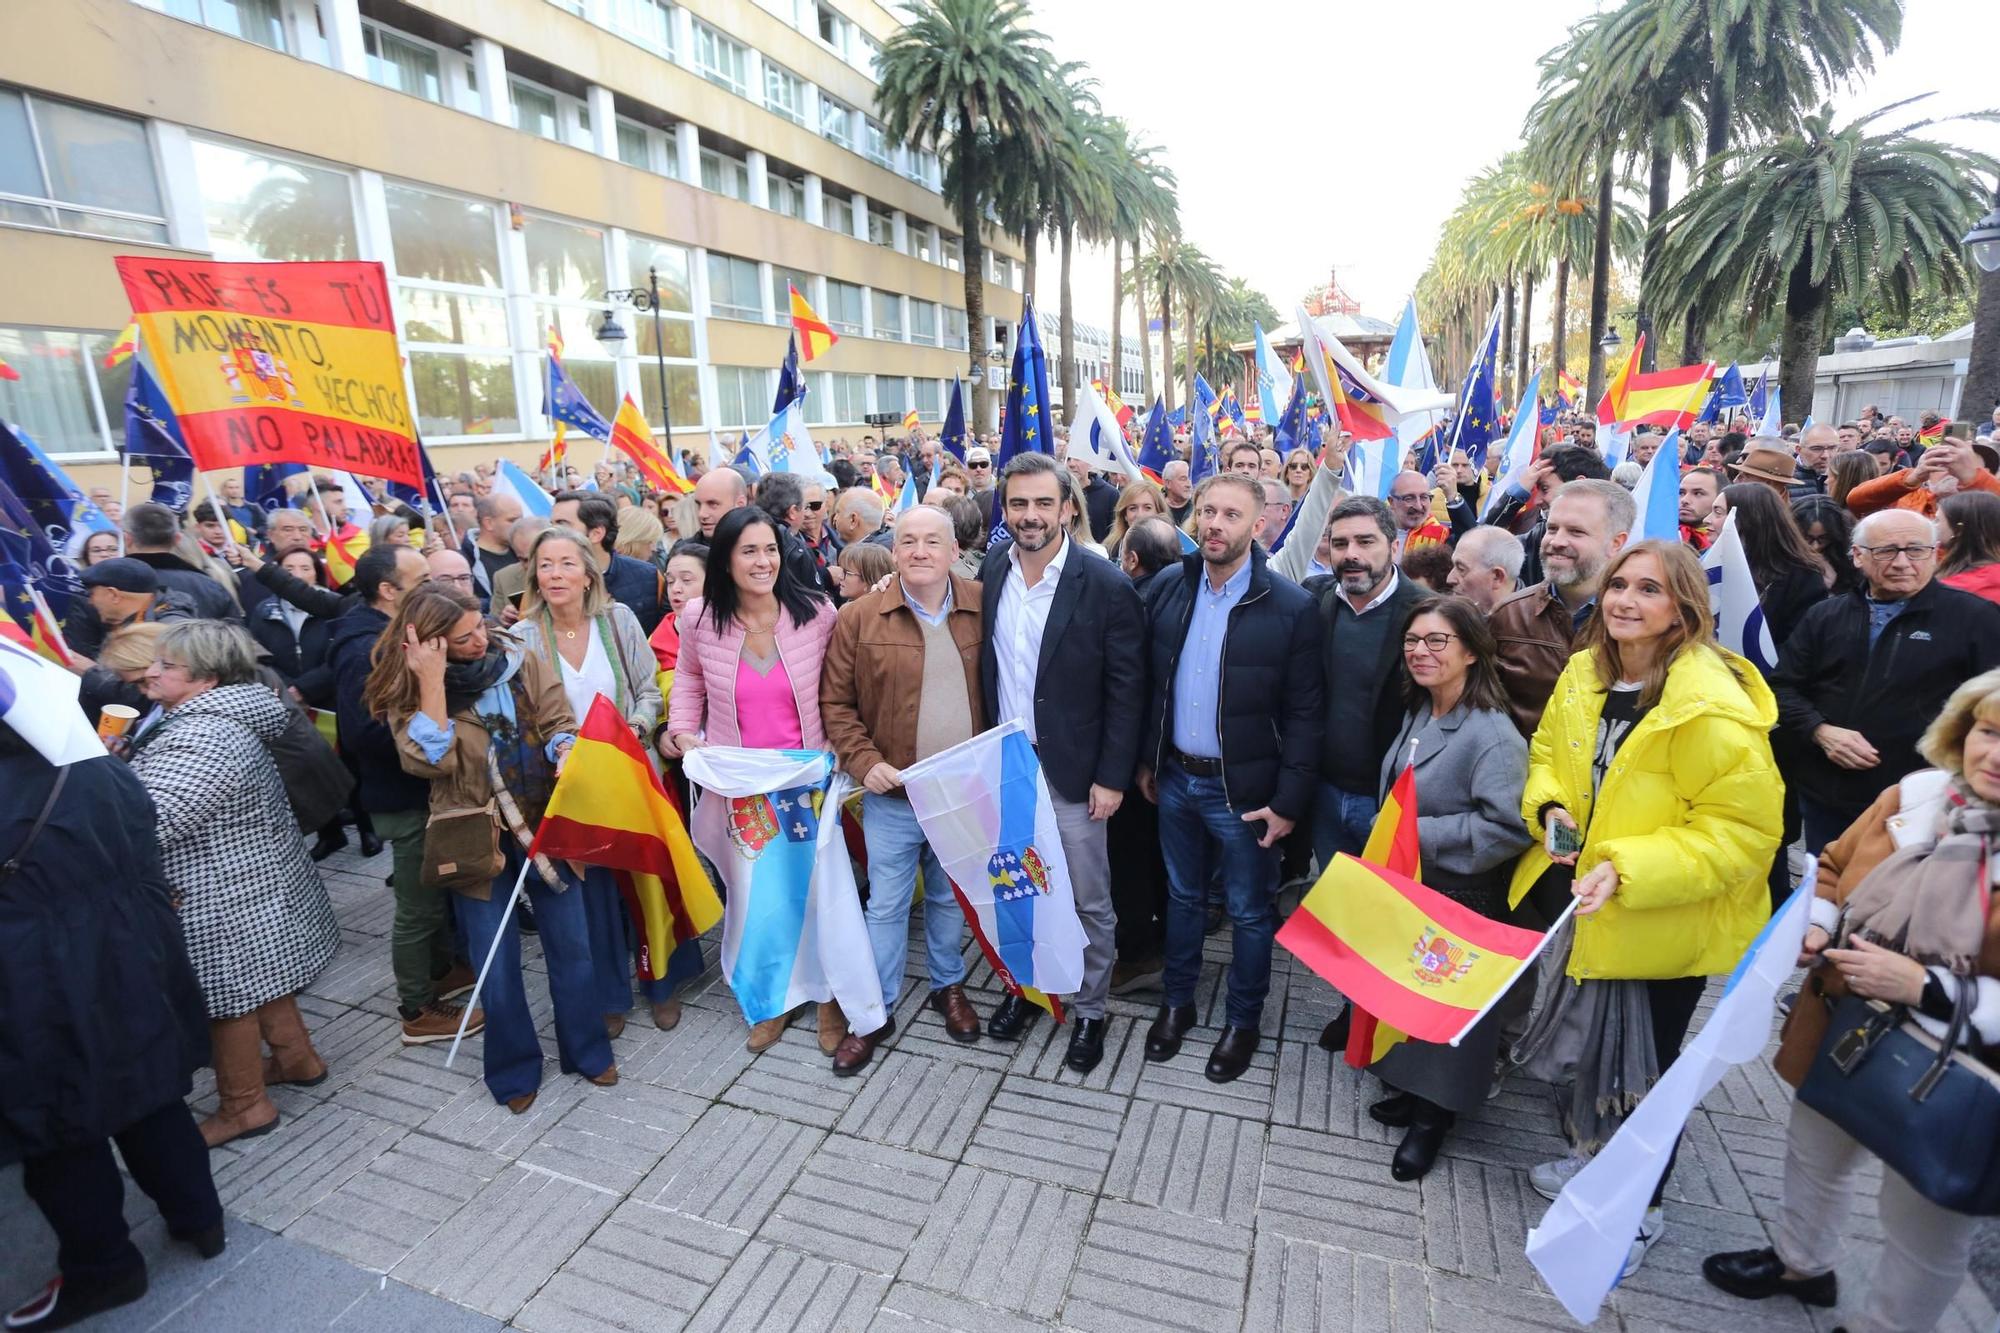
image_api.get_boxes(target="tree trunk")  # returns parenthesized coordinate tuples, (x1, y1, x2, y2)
(1552, 253, 1570, 386)
(1158, 277, 1174, 413)
(1109, 235, 1124, 407)
(1518, 271, 1537, 387)
(1958, 185, 2000, 426)
(1779, 247, 1827, 429)
(1501, 274, 1517, 404)
(958, 109, 988, 428)
(1636, 130, 1673, 373)
(1136, 262, 1155, 406)
(1184, 291, 1198, 423)
(1683, 307, 1705, 366)
(1058, 224, 1077, 420)
(1586, 165, 1614, 405)
(1682, 77, 1730, 371)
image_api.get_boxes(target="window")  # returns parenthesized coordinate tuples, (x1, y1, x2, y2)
(694, 24, 748, 96)
(906, 146, 939, 189)
(362, 23, 441, 102)
(764, 64, 805, 125)
(827, 372, 867, 422)
(700, 149, 749, 201)
(914, 378, 941, 418)
(867, 205, 894, 249)
(627, 236, 695, 314)
(823, 280, 864, 335)
(384, 182, 516, 439)
(625, 234, 701, 428)
(165, 0, 287, 51)
(512, 80, 557, 139)
(768, 174, 804, 219)
(821, 191, 853, 236)
(617, 120, 651, 170)
(770, 266, 810, 322)
(524, 216, 608, 301)
(815, 3, 846, 51)
(714, 366, 770, 428)
(0, 90, 167, 243)
(0, 326, 128, 456)
(862, 117, 890, 167)
(613, 0, 674, 55)
(707, 252, 762, 321)
(871, 290, 903, 341)
(941, 234, 962, 272)
(943, 307, 968, 351)
(910, 301, 937, 346)
(818, 96, 852, 149)
(193, 139, 354, 260)
(853, 30, 882, 77)
(874, 375, 906, 415)
(912, 228, 935, 264)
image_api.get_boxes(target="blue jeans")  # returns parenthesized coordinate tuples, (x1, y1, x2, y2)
(457, 850, 614, 1104)
(861, 792, 967, 1008)
(1158, 763, 1282, 1028)
(1312, 781, 1379, 870)
(578, 866, 704, 1011)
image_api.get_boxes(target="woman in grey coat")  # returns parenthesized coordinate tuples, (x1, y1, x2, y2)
(513, 527, 702, 1037)
(1364, 596, 1532, 1182)
(126, 620, 339, 1148)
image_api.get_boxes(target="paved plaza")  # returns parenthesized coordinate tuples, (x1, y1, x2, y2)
(5, 841, 1997, 1332)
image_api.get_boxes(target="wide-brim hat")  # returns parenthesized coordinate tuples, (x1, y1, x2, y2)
(1730, 446, 1797, 485)
(1972, 439, 2000, 473)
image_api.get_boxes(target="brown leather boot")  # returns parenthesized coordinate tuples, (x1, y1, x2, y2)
(816, 1001, 848, 1055)
(201, 1013, 279, 1149)
(929, 984, 981, 1042)
(256, 994, 328, 1087)
(745, 1009, 795, 1052)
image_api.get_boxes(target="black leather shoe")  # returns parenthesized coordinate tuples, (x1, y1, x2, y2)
(171, 1220, 227, 1259)
(1204, 1026, 1260, 1083)
(359, 830, 385, 858)
(309, 830, 348, 861)
(1701, 1248, 1838, 1308)
(1144, 1004, 1197, 1061)
(1368, 1091, 1416, 1127)
(1317, 1007, 1350, 1053)
(1064, 1018, 1107, 1073)
(986, 994, 1037, 1041)
(1390, 1102, 1453, 1181)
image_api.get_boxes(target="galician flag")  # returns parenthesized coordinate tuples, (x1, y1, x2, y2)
(899, 721, 1088, 1020)
(1703, 509, 1778, 673)
(1628, 428, 1686, 542)
(529, 696, 722, 979)
(683, 747, 887, 1033)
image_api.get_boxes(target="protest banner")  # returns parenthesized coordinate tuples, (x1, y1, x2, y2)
(111, 257, 425, 491)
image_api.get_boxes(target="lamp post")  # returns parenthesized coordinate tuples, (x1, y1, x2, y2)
(596, 266, 674, 455)
(1960, 182, 2000, 428)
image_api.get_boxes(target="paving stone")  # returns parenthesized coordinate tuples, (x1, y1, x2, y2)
(424, 1068, 591, 1159)
(1010, 1012, 1150, 1095)
(884, 985, 1020, 1071)
(306, 929, 401, 1007)
(1415, 1156, 1545, 1288)
(632, 1103, 820, 1231)
(334, 1043, 484, 1128)
(961, 1076, 1127, 1192)
(758, 1135, 953, 1273)
(1426, 1270, 1585, 1331)
(515, 1200, 747, 1333)
(1102, 1100, 1263, 1225)
(286, 1133, 503, 1272)
(274, 1001, 406, 1101)
(900, 1165, 1091, 1320)
(1131, 1025, 1279, 1120)
(1245, 1233, 1432, 1333)
(721, 1033, 871, 1128)
(619, 1001, 759, 1099)
(1257, 1123, 1425, 1261)
(833, 1051, 999, 1158)
(1064, 1198, 1252, 1333)
(870, 1284, 1054, 1333)
(683, 1240, 889, 1333)
(211, 1103, 404, 1231)
(393, 1163, 619, 1320)
(519, 1078, 706, 1193)
(1270, 1031, 1387, 1138)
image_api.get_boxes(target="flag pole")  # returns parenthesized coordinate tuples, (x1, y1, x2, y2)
(444, 854, 533, 1068)
(198, 470, 238, 554)
(117, 449, 132, 555)
(1448, 895, 1580, 1047)
(432, 480, 459, 549)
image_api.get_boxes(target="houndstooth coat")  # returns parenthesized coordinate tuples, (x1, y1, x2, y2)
(130, 682, 339, 1019)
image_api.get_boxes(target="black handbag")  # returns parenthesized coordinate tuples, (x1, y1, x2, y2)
(1796, 975, 2000, 1216)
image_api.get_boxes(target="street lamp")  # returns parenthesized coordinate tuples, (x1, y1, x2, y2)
(1966, 192, 2000, 274)
(1599, 328, 1622, 355)
(598, 266, 674, 455)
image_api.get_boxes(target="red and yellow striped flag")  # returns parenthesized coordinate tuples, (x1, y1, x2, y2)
(789, 283, 839, 362)
(0, 354, 19, 382)
(530, 696, 722, 972)
(321, 526, 369, 587)
(103, 320, 141, 370)
(1347, 764, 1418, 1065)
(610, 393, 689, 495)
(901, 407, 919, 433)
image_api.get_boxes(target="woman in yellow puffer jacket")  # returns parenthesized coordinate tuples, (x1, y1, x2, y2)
(1509, 540, 1782, 1279)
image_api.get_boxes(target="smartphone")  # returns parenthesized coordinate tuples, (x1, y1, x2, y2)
(1546, 819, 1584, 859)
(1946, 421, 1973, 443)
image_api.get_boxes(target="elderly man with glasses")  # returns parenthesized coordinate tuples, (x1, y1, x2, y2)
(1771, 508, 2000, 850)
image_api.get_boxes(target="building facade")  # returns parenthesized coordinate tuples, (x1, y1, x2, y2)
(1, 0, 1028, 483)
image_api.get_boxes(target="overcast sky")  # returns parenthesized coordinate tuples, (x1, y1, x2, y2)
(1031, 0, 2000, 336)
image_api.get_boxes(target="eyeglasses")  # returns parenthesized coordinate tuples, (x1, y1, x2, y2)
(1389, 492, 1430, 504)
(153, 659, 192, 674)
(1854, 543, 1938, 563)
(434, 573, 475, 587)
(1402, 632, 1459, 653)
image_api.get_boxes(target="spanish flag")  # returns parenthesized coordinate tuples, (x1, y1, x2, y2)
(1347, 764, 1419, 1066)
(1324, 350, 1395, 441)
(530, 696, 723, 976)
(0, 354, 18, 382)
(1919, 417, 1949, 441)
(1595, 335, 1642, 427)
(322, 526, 369, 587)
(609, 393, 689, 495)
(789, 283, 839, 362)
(102, 320, 141, 371)
(1615, 361, 1713, 431)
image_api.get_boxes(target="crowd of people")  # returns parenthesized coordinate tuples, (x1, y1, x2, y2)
(7, 393, 2000, 1331)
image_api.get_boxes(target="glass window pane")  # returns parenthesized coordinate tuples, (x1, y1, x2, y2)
(398, 287, 510, 347)
(914, 379, 940, 415)
(636, 313, 695, 360)
(627, 236, 693, 312)
(770, 267, 810, 322)
(408, 351, 519, 436)
(825, 280, 863, 334)
(31, 96, 165, 220)
(365, 26, 442, 102)
(617, 121, 650, 169)
(643, 365, 700, 432)
(0, 327, 108, 456)
(512, 82, 557, 138)
(194, 139, 357, 261)
(385, 183, 499, 286)
(0, 90, 42, 198)
(911, 302, 937, 343)
(819, 98, 850, 146)
(209, 0, 288, 50)
(559, 358, 619, 426)
(871, 290, 902, 340)
(874, 375, 905, 414)
(615, 0, 672, 52)
(524, 216, 607, 300)
(831, 373, 866, 422)
(944, 307, 967, 349)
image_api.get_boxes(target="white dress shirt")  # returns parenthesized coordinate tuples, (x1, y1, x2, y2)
(994, 533, 1069, 743)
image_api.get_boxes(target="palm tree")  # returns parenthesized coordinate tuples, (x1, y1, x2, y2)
(877, 0, 1059, 425)
(1652, 100, 1997, 418)
(1132, 234, 1207, 413)
(1042, 80, 1112, 414)
(1102, 121, 1177, 410)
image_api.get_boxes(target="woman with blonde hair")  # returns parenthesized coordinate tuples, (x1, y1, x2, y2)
(514, 526, 697, 1033)
(1282, 448, 1316, 502)
(1513, 540, 1782, 1276)
(613, 504, 667, 569)
(1104, 478, 1169, 562)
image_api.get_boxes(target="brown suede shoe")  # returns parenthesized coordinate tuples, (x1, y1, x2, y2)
(434, 961, 477, 1001)
(652, 999, 683, 1031)
(746, 1010, 795, 1052)
(831, 1017, 897, 1077)
(588, 1064, 619, 1087)
(505, 1091, 538, 1115)
(399, 1002, 483, 1047)
(604, 1013, 627, 1040)
(816, 1001, 848, 1055)
(929, 984, 981, 1042)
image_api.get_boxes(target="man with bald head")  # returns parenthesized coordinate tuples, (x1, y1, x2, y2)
(1772, 507, 2000, 849)
(818, 505, 986, 1073)
(1446, 525, 1525, 613)
(1790, 422, 1838, 500)
(692, 467, 749, 540)
(831, 486, 890, 550)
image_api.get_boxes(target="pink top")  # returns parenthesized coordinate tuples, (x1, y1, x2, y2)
(733, 652, 805, 748)
(666, 597, 837, 748)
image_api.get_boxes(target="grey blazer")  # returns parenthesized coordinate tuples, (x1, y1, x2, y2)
(513, 602, 662, 736)
(1376, 701, 1532, 880)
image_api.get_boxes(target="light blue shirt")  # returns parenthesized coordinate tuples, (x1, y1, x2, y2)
(1171, 558, 1252, 757)
(408, 670, 575, 765)
(902, 578, 954, 627)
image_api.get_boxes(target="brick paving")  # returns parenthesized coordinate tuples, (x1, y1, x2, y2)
(4, 842, 1997, 1332)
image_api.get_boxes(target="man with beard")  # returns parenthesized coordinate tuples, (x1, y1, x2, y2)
(976, 454, 1144, 1072)
(1136, 473, 1321, 1084)
(1489, 478, 1636, 735)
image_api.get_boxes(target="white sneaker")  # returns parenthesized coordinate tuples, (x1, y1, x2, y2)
(1620, 1206, 1666, 1278)
(1529, 1151, 1592, 1201)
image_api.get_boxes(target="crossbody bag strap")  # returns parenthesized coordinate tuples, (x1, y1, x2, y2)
(0, 766, 71, 883)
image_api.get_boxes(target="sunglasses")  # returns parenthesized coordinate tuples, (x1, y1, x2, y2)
(967, 460, 991, 469)
(805, 500, 825, 511)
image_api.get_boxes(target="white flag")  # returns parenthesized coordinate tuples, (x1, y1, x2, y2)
(1526, 875, 1812, 1323)
(0, 638, 105, 766)
(1701, 510, 1779, 673)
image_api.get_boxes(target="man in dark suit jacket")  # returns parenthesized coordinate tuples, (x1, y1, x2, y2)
(977, 454, 1145, 1074)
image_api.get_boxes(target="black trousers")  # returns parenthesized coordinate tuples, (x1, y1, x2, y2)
(1646, 975, 1709, 1207)
(1106, 795, 1167, 959)
(20, 1100, 222, 1286)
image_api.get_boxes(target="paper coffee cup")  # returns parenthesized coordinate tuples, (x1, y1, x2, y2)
(97, 704, 140, 738)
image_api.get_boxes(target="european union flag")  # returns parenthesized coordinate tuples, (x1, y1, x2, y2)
(1715, 361, 1747, 409)
(996, 295, 1053, 470)
(0, 473, 77, 622)
(1452, 315, 1503, 466)
(1167, 404, 1188, 430)
(1135, 399, 1174, 477)
(1746, 370, 1769, 422)
(1413, 424, 1446, 477)
(1218, 384, 1246, 435)
(1696, 383, 1722, 425)
(1188, 378, 1219, 484)
(385, 440, 442, 516)
(246, 462, 310, 514)
(939, 377, 968, 461)
(1274, 371, 1307, 451)
(545, 355, 613, 440)
(123, 360, 195, 511)
(0, 423, 112, 567)
(772, 334, 804, 415)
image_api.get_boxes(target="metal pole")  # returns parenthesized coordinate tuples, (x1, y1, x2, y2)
(650, 267, 675, 458)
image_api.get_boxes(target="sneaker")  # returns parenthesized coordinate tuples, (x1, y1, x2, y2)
(1621, 1206, 1666, 1279)
(401, 1002, 484, 1046)
(1529, 1151, 1592, 1201)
